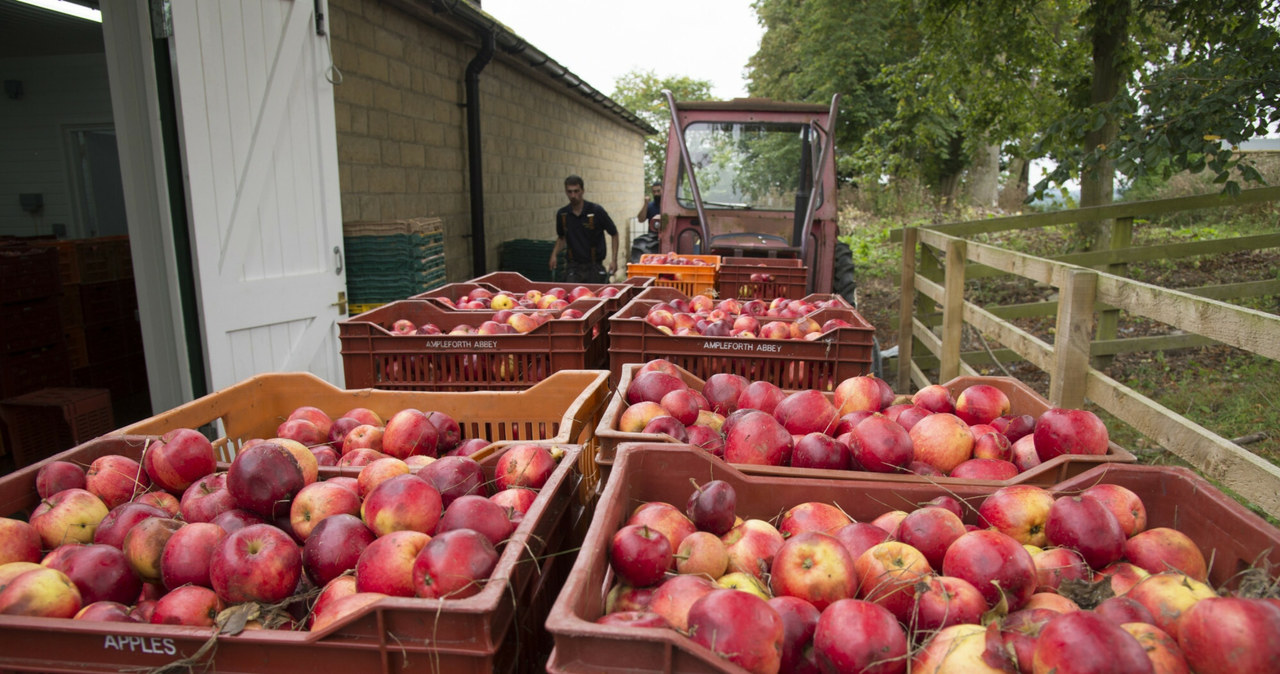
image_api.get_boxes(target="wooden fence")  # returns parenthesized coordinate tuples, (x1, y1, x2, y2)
(893, 185, 1280, 516)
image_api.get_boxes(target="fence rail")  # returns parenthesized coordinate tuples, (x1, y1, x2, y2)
(896, 186, 1280, 516)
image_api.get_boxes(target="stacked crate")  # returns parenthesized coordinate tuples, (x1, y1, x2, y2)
(0, 242, 71, 400)
(343, 217, 447, 312)
(34, 236, 147, 396)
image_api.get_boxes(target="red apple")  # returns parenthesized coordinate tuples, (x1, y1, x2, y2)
(1095, 561, 1152, 597)
(160, 522, 226, 590)
(627, 500, 698, 560)
(909, 413, 974, 474)
(1124, 572, 1216, 635)
(209, 523, 302, 604)
(912, 623, 1014, 673)
(1032, 611, 1154, 674)
(417, 455, 487, 507)
(302, 513, 375, 587)
(813, 599, 908, 674)
(942, 529, 1037, 611)
(1119, 622, 1190, 674)
(896, 507, 966, 570)
(774, 390, 838, 435)
(412, 528, 499, 599)
(770, 531, 857, 611)
(778, 502, 853, 538)
(627, 371, 688, 406)
(702, 373, 750, 416)
(361, 473, 442, 537)
(768, 595, 821, 674)
(381, 409, 439, 459)
(151, 585, 223, 626)
(687, 589, 785, 674)
(912, 574, 989, 634)
(834, 375, 893, 414)
(1122, 527, 1207, 581)
(850, 414, 915, 473)
(353, 530, 430, 596)
(648, 574, 718, 632)
(435, 494, 515, 547)
(210, 508, 266, 534)
(977, 484, 1056, 547)
(912, 384, 956, 413)
(35, 461, 87, 499)
(659, 389, 704, 426)
(856, 541, 932, 623)
(121, 517, 184, 585)
(738, 380, 787, 415)
(1031, 546, 1090, 592)
(490, 487, 538, 516)
(0, 518, 41, 565)
(954, 384, 1011, 426)
(85, 455, 150, 509)
(834, 522, 891, 562)
(493, 443, 556, 491)
(675, 531, 729, 578)
(75, 601, 139, 622)
(180, 472, 237, 523)
(0, 566, 82, 618)
(1034, 408, 1110, 460)
(290, 479, 362, 540)
(721, 519, 785, 580)
(1176, 596, 1280, 674)
(226, 441, 306, 519)
(341, 424, 385, 455)
(92, 501, 170, 549)
(1080, 483, 1147, 537)
(30, 488, 109, 548)
(949, 457, 1020, 480)
(724, 410, 793, 466)
(276, 418, 327, 448)
(642, 415, 689, 442)
(686, 480, 737, 536)
(791, 432, 851, 470)
(42, 542, 141, 606)
(971, 431, 1013, 462)
(1045, 495, 1126, 569)
(355, 457, 411, 500)
(610, 524, 672, 588)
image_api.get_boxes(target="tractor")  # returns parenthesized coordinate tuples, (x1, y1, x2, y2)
(636, 92, 858, 308)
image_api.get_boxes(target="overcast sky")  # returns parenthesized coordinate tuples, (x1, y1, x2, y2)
(478, 0, 763, 99)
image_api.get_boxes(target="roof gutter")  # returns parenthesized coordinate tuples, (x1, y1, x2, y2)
(384, 0, 658, 135)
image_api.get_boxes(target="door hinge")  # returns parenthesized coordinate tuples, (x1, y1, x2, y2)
(332, 291, 347, 315)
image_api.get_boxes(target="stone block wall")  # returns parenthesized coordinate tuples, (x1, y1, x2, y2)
(329, 0, 646, 282)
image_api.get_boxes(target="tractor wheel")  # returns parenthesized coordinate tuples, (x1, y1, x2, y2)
(834, 240, 858, 308)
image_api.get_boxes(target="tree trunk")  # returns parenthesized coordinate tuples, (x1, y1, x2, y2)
(999, 157, 1030, 212)
(1078, 0, 1130, 251)
(966, 142, 1000, 208)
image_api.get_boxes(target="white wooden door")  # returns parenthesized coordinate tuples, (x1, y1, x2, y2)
(168, 0, 346, 391)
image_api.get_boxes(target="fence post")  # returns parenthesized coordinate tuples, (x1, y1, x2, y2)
(1093, 216, 1132, 368)
(897, 227, 918, 392)
(939, 239, 966, 382)
(1050, 268, 1098, 408)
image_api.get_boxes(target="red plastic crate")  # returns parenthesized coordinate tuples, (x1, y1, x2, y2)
(0, 297, 63, 353)
(0, 343, 71, 399)
(341, 298, 609, 391)
(0, 387, 113, 468)
(715, 257, 809, 300)
(607, 296, 874, 388)
(545, 445, 1280, 673)
(0, 436, 582, 674)
(414, 271, 653, 315)
(595, 363, 1136, 488)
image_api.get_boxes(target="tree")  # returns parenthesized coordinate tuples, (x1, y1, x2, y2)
(611, 70, 715, 186)
(746, 0, 916, 179)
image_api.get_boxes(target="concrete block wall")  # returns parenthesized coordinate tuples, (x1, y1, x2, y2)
(329, 0, 646, 282)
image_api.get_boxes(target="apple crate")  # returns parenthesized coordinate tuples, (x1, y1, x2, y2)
(593, 363, 1135, 489)
(415, 271, 654, 315)
(0, 435, 584, 674)
(715, 257, 809, 300)
(545, 444, 1280, 673)
(0, 387, 113, 469)
(114, 370, 611, 503)
(626, 254, 720, 297)
(340, 298, 609, 392)
(607, 296, 874, 388)
(0, 242, 61, 304)
(632, 285, 852, 310)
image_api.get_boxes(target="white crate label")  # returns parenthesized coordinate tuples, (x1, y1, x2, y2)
(700, 341, 784, 353)
(421, 339, 499, 349)
(103, 634, 178, 655)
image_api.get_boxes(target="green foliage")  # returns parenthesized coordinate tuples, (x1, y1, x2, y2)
(610, 70, 715, 186)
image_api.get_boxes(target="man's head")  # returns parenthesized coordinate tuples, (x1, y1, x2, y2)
(564, 175, 585, 206)
(650, 182, 662, 198)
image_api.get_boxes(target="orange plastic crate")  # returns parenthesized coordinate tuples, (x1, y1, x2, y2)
(626, 254, 720, 297)
(0, 436, 582, 674)
(545, 445, 1280, 673)
(340, 298, 609, 392)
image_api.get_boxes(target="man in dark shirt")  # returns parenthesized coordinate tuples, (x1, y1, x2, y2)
(636, 181, 662, 228)
(550, 175, 619, 283)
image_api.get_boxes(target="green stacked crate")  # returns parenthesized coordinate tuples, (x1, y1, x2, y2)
(342, 218, 447, 304)
(500, 239, 568, 282)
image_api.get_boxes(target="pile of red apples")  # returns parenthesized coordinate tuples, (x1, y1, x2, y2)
(637, 253, 714, 266)
(598, 477, 1279, 674)
(617, 358, 1112, 480)
(639, 295, 854, 339)
(0, 404, 561, 636)
(436, 284, 620, 311)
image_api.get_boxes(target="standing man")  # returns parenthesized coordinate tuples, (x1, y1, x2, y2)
(550, 175, 619, 283)
(636, 181, 662, 226)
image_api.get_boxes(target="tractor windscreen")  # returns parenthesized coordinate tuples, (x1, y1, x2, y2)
(676, 121, 821, 212)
